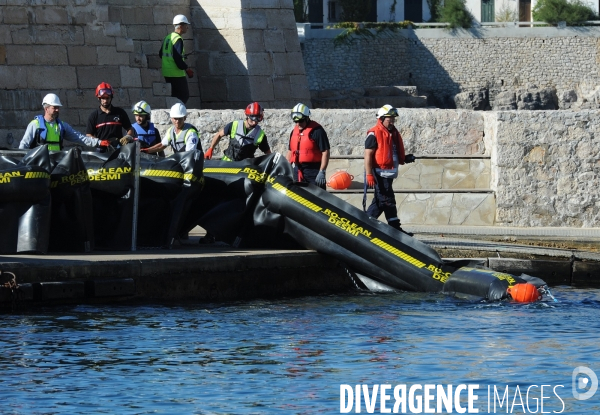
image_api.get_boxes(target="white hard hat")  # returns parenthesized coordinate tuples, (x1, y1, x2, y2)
(132, 100, 151, 115)
(173, 14, 190, 25)
(377, 104, 398, 118)
(170, 103, 187, 118)
(291, 103, 310, 121)
(42, 93, 62, 107)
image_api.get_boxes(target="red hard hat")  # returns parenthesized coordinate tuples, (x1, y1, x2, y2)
(245, 102, 264, 121)
(507, 283, 541, 303)
(327, 171, 354, 190)
(96, 82, 113, 98)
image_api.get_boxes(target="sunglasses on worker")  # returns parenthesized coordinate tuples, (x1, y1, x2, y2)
(247, 115, 261, 122)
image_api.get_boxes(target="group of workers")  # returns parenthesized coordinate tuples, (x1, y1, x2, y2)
(17, 11, 415, 237)
(18, 89, 415, 236)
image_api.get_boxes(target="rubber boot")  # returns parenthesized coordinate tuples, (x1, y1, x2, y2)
(388, 219, 414, 237)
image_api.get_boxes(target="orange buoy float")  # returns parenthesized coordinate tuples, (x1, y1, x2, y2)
(507, 283, 542, 303)
(327, 171, 354, 190)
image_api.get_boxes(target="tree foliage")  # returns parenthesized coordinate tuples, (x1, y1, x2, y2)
(438, 0, 474, 28)
(495, 0, 519, 22)
(532, 0, 596, 25)
(339, 0, 372, 21)
(332, 21, 415, 46)
(427, 0, 443, 21)
(293, 0, 307, 22)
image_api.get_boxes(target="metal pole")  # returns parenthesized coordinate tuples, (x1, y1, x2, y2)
(131, 141, 141, 251)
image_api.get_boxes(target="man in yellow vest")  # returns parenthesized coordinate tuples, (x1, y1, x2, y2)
(204, 102, 271, 161)
(159, 14, 194, 104)
(19, 93, 108, 151)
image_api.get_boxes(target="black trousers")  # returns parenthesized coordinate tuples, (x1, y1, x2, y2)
(366, 174, 400, 228)
(165, 76, 189, 104)
(294, 163, 325, 190)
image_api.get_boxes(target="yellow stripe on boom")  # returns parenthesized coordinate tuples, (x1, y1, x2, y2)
(25, 172, 50, 179)
(272, 182, 322, 212)
(370, 238, 426, 268)
(204, 168, 242, 174)
(142, 169, 184, 179)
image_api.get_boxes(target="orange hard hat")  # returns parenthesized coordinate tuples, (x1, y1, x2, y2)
(327, 171, 354, 190)
(507, 283, 541, 303)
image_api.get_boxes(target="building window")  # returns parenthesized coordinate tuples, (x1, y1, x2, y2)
(328, 1, 339, 22)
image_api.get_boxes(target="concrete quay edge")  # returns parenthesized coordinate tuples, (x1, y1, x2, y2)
(406, 225, 600, 239)
(0, 247, 355, 306)
(1, 228, 599, 307)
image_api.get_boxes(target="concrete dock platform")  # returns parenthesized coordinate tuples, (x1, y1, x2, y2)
(1, 226, 599, 307)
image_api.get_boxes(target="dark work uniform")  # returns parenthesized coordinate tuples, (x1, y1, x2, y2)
(86, 106, 133, 144)
(365, 132, 400, 227)
(223, 121, 270, 160)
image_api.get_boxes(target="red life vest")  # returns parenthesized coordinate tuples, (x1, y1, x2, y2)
(367, 120, 405, 170)
(289, 121, 323, 164)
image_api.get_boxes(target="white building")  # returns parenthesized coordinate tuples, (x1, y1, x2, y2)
(302, 0, 599, 24)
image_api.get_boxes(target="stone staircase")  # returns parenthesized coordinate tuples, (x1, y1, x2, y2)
(311, 86, 430, 109)
(326, 155, 495, 226)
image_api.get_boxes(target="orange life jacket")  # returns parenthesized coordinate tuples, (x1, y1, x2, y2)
(289, 121, 323, 164)
(367, 120, 405, 170)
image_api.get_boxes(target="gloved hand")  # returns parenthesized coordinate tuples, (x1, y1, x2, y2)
(366, 173, 376, 188)
(120, 135, 134, 146)
(204, 147, 213, 160)
(315, 170, 326, 187)
(98, 140, 112, 148)
(405, 154, 416, 163)
(185, 68, 194, 78)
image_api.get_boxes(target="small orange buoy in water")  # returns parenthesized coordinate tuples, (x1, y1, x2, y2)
(507, 283, 541, 303)
(327, 171, 354, 190)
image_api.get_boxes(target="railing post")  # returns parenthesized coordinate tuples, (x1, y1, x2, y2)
(131, 141, 140, 251)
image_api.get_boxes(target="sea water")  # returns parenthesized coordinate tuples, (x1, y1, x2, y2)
(1, 287, 599, 414)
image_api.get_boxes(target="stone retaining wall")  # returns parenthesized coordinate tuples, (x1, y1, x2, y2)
(301, 27, 600, 104)
(150, 108, 487, 157)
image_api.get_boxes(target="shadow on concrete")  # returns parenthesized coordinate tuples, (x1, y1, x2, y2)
(191, 3, 250, 109)
(403, 31, 461, 108)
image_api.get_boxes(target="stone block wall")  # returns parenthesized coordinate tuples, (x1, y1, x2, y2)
(0, 0, 310, 149)
(0, 0, 197, 149)
(193, 0, 311, 109)
(491, 110, 600, 228)
(301, 27, 600, 104)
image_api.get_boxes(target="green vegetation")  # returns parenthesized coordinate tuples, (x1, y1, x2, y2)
(426, 0, 443, 22)
(495, 1, 519, 21)
(293, 0, 307, 22)
(532, 0, 596, 25)
(331, 21, 416, 46)
(438, 0, 474, 28)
